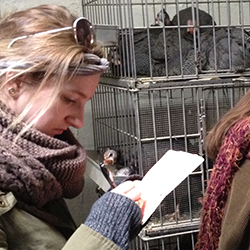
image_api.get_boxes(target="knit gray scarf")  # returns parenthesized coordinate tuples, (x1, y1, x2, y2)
(0, 102, 86, 207)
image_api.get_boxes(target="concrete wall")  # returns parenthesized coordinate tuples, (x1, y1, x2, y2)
(0, 0, 99, 225)
(0, 0, 82, 17)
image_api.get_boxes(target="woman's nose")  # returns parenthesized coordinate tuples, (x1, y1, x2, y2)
(66, 109, 85, 129)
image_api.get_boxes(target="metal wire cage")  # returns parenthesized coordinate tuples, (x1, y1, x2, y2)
(83, 0, 250, 249)
(129, 232, 198, 250)
(83, 0, 250, 81)
(91, 78, 250, 249)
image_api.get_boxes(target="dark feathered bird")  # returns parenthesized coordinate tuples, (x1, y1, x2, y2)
(109, 7, 220, 77)
(156, 7, 216, 42)
(99, 148, 120, 188)
(102, 148, 136, 186)
(167, 26, 250, 75)
(108, 28, 166, 77)
(155, 8, 172, 26)
(171, 7, 216, 36)
(151, 28, 196, 76)
(199, 27, 250, 73)
(148, 7, 215, 76)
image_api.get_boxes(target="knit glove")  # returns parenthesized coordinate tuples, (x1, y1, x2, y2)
(84, 192, 142, 250)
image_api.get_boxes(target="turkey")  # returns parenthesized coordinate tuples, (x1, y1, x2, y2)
(108, 25, 197, 77)
(168, 26, 250, 75)
(150, 28, 195, 76)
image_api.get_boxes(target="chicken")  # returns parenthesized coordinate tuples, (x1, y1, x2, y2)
(101, 148, 136, 186)
(155, 8, 172, 26)
(154, 8, 250, 74)
(109, 7, 250, 77)
(109, 7, 203, 77)
(171, 7, 216, 36)
(150, 28, 195, 76)
(199, 27, 250, 73)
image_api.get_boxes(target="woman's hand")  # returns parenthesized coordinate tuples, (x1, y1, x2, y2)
(111, 180, 142, 202)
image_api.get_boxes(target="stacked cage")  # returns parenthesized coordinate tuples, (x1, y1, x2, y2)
(91, 79, 250, 249)
(83, 0, 250, 249)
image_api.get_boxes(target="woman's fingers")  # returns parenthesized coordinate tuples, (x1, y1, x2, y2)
(112, 180, 142, 201)
(112, 180, 135, 194)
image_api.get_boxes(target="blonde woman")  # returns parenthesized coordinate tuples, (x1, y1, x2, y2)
(0, 5, 142, 250)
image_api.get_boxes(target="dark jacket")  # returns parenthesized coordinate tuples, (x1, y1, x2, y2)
(0, 191, 122, 250)
(219, 159, 250, 250)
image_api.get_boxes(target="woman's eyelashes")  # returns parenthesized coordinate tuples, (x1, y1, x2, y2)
(62, 95, 77, 104)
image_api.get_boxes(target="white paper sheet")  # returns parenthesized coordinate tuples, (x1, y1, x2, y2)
(140, 150, 204, 224)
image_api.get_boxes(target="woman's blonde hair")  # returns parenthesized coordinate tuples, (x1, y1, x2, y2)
(0, 4, 107, 134)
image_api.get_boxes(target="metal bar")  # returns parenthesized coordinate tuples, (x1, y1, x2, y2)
(86, 1, 250, 248)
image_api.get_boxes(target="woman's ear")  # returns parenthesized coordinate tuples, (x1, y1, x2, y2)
(5, 72, 22, 99)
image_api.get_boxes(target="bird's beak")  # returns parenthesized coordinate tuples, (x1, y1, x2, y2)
(104, 158, 115, 165)
(155, 17, 160, 25)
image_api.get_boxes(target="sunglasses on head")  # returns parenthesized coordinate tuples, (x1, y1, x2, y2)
(8, 17, 95, 48)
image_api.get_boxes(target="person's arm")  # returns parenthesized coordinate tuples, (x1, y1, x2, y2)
(62, 181, 142, 250)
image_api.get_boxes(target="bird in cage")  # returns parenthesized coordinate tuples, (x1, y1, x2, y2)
(109, 6, 250, 77)
(103, 148, 119, 166)
(156, 7, 216, 37)
(108, 8, 200, 77)
(199, 26, 250, 73)
(175, 26, 250, 74)
(108, 7, 195, 77)
(101, 148, 137, 186)
(171, 7, 216, 35)
(155, 8, 172, 26)
(154, 7, 250, 74)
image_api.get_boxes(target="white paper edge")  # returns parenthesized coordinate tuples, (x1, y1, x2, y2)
(141, 150, 204, 224)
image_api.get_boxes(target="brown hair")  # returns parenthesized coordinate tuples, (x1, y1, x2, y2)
(195, 89, 250, 249)
(205, 89, 250, 161)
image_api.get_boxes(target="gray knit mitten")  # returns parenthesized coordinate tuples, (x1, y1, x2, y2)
(84, 192, 142, 250)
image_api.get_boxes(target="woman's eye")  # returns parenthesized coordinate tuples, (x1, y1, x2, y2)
(63, 96, 75, 104)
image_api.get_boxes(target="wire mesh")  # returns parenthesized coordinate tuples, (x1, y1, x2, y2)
(84, 0, 250, 249)
(91, 79, 250, 249)
(129, 230, 198, 250)
(83, 0, 250, 81)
